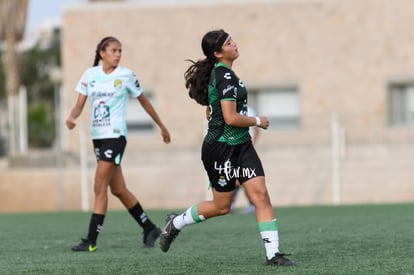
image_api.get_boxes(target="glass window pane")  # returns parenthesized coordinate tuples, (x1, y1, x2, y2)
(388, 83, 414, 127)
(252, 87, 300, 130)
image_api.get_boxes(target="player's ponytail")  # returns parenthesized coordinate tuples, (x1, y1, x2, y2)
(92, 36, 121, 66)
(184, 29, 228, 106)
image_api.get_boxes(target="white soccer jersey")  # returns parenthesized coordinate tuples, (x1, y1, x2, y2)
(75, 66, 142, 140)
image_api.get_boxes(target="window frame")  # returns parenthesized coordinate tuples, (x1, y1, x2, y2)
(126, 91, 155, 133)
(248, 84, 301, 131)
(387, 79, 414, 128)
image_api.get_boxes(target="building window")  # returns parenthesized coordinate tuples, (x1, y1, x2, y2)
(126, 93, 154, 132)
(388, 82, 414, 127)
(249, 86, 300, 130)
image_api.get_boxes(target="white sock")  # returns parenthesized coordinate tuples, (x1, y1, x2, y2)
(258, 219, 280, 260)
(173, 204, 205, 230)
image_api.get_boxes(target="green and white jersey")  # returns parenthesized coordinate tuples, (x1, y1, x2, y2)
(75, 65, 142, 140)
(205, 62, 250, 145)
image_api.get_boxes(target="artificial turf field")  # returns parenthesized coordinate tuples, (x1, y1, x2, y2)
(0, 203, 413, 274)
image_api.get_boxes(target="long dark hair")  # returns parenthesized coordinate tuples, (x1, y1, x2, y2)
(184, 29, 228, 106)
(92, 36, 121, 66)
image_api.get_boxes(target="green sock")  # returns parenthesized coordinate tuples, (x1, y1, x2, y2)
(173, 204, 205, 230)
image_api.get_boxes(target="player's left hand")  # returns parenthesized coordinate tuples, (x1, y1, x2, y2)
(161, 128, 171, 144)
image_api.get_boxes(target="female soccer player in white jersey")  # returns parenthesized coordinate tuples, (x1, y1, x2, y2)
(66, 36, 171, 252)
(159, 29, 295, 266)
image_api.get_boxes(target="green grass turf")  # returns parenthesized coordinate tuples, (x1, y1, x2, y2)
(0, 204, 413, 274)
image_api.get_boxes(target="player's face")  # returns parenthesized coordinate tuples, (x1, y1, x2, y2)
(100, 41, 122, 68)
(220, 36, 239, 61)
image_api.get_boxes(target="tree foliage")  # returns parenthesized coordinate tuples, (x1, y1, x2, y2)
(0, 34, 61, 148)
(20, 38, 60, 104)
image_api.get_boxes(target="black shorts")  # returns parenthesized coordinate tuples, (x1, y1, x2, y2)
(201, 140, 265, 192)
(92, 136, 126, 166)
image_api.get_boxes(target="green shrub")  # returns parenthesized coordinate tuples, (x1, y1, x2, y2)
(28, 102, 55, 148)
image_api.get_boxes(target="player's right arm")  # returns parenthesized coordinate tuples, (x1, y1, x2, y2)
(216, 68, 268, 129)
(66, 93, 87, 130)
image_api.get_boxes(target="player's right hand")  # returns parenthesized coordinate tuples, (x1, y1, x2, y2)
(258, 116, 269, 130)
(66, 117, 76, 129)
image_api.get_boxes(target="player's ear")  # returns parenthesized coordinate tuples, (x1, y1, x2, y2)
(213, 50, 223, 59)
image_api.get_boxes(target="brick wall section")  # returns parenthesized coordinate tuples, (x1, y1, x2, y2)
(1, 0, 414, 212)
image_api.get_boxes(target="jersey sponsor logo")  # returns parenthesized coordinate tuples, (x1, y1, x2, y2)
(89, 80, 96, 87)
(224, 72, 232, 80)
(91, 91, 116, 97)
(93, 101, 111, 128)
(239, 79, 245, 87)
(104, 149, 113, 158)
(94, 101, 110, 120)
(135, 79, 140, 88)
(222, 85, 235, 96)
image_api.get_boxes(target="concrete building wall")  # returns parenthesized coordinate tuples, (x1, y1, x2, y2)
(2, 0, 414, 212)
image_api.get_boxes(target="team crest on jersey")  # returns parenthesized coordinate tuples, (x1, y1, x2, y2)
(114, 79, 122, 88)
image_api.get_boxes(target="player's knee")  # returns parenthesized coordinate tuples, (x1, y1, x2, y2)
(215, 204, 232, 215)
(110, 187, 125, 197)
(94, 185, 107, 196)
(250, 192, 271, 206)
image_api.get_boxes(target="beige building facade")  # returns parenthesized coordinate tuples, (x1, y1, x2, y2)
(1, 0, 414, 212)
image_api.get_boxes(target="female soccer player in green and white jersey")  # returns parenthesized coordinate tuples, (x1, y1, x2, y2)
(159, 29, 295, 266)
(66, 36, 170, 252)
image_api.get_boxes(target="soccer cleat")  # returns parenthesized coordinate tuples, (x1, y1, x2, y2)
(143, 227, 161, 248)
(265, 253, 296, 266)
(71, 238, 97, 252)
(159, 213, 180, 252)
